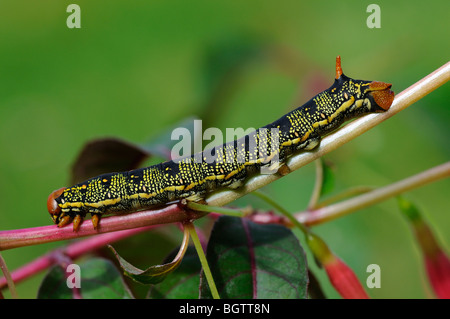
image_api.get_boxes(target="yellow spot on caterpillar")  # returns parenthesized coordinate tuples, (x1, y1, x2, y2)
(320, 113, 326, 119)
(103, 179, 108, 183)
(82, 184, 87, 189)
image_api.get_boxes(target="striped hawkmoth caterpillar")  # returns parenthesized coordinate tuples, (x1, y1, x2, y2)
(47, 56, 394, 231)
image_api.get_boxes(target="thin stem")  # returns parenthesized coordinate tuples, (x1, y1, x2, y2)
(296, 161, 450, 226)
(185, 223, 220, 299)
(308, 159, 324, 210)
(315, 186, 373, 209)
(186, 202, 248, 217)
(251, 191, 309, 234)
(0, 253, 18, 298)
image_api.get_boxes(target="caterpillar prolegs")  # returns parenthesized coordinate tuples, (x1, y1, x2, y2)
(47, 56, 395, 231)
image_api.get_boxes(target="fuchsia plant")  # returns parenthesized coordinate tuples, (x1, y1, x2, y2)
(1, 61, 449, 300)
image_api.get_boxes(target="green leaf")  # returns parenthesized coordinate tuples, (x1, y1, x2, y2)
(70, 137, 149, 184)
(110, 226, 190, 285)
(200, 216, 309, 299)
(148, 246, 201, 299)
(37, 258, 134, 299)
(38, 265, 70, 299)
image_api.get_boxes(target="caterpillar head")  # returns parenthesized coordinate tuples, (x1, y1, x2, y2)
(363, 80, 395, 112)
(334, 56, 395, 114)
(47, 187, 66, 224)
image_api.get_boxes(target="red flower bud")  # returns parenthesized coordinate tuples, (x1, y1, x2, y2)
(398, 197, 450, 299)
(425, 250, 450, 299)
(306, 233, 369, 299)
(324, 256, 369, 299)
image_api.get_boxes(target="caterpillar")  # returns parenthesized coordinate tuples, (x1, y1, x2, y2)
(47, 56, 394, 231)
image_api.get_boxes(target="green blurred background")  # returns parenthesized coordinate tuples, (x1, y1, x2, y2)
(0, 0, 448, 298)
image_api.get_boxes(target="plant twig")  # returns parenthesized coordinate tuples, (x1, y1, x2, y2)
(296, 161, 450, 226)
(186, 201, 249, 217)
(185, 222, 220, 299)
(308, 160, 324, 210)
(0, 253, 18, 298)
(315, 186, 373, 209)
(251, 191, 309, 234)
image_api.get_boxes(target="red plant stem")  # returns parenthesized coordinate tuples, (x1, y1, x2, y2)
(0, 225, 156, 289)
(0, 203, 205, 251)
